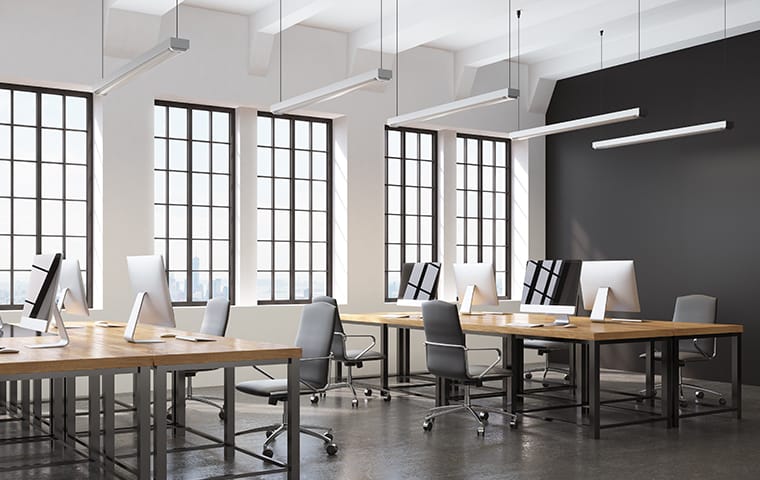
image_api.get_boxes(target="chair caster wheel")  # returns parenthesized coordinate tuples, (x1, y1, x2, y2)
(324, 432, 333, 441)
(219, 410, 225, 420)
(695, 391, 705, 400)
(542, 382, 550, 388)
(524, 372, 533, 380)
(564, 374, 570, 381)
(509, 420, 518, 429)
(364, 388, 373, 397)
(310, 395, 319, 405)
(382, 393, 391, 402)
(263, 448, 274, 458)
(478, 411, 489, 421)
(719, 398, 727, 406)
(351, 398, 359, 408)
(326, 443, 338, 456)
(476, 427, 485, 436)
(265, 430, 274, 438)
(422, 420, 433, 432)
(166, 413, 173, 421)
(320, 392, 327, 398)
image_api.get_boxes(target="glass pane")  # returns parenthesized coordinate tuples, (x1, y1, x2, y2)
(495, 141, 507, 167)
(420, 134, 433, 160)
(456, 164, 464, 189)
(169, 205, 187, 238)
(405, 216, 418, 244)
(456, 190, 464, 217)
(154, 138, 166, 169)
(211, 271, 229, 298)
(13, 271, 30, 304)
(312, 152, 326, 180)
(42, 129, 63, 163)
(169, 239, 187, 271)
(0, 271, 8, 304)
(257, 116, 272, 146)
(0, 236, 10, 269)
(420, 216, 432, 244)
(420, 161, 433, 188)
(312, 122, 327, 151)
(257, 272, 272, 301)
(274, 118, 290, 148)
(212, 143, 229, 173)
(66, 237, 87, 268)
(482, 246, 493, 265)
(420, 188, 433, 216)
(456, 245, 465, 263)
(192, 206, 210, 238)
(169, 271, 187, 302)
(482, 141, 493, 165)
(405, 132, 418, 159)
(405, 159, 418, 186)
(387, 244, 400, 270)
(169, 107, 187, 138)
(295, 121, 309, 149)
(154, 205, 166, 238)
(0, 89, 9, 123)
(41, 200, 63, 235)
(467, 218, 478, 245)
(495, 168, 507, 192)
(212, 175, 229, 207)
(387, 271, 400, 299)
(295, 242, 309, 270)
(387, 186, 401, 214)
(419, 243, 432, 262)
(169, 140, 187, 170)
(482, 166, 494, 191)
(467, 246, 478, 263)
(168, 172, 187, 204)
(456, 218, 464, 244)
(257, 178, 272, 208)
(0, 125, 9, 158)
(312, 212, 326, 242)
(295, 151, 309, 179)
(312, 181, 326, 211)
(257, 147, 272, 176)
(467, 165, 478, 190)
(192, 240, 210, 270)
(405, 246, 419, 263)
(294, 272, 309, 300)
(65, 131, 87, 164)
(496, 220, 507, 245)
(212, 240, 229, 270)
(212, 112, 229, 143)
(405, 187, 418, 215)
(14, 91, 36, 126)
(14, 161, 36, 197)
(495, 193, 507, 218)
(467, 191, 478, 217)
(192, 173, 210, 205)
(483, 219, 494, 245)
(257, 210, 272, 240)
(274, 179, 289, 209)
(192, 272, 209, 301)
(0, 199, 9, 234)
(14, 126, 36, 160)
(387, 214, 401, 243)
(257, 241, 272, 270)
(14, 235, 35, 268)
(467, 139, 478, 164)
(42, 163, 63, 198)
(212, 207, 229, 240)
(495, 247, 506, 271)
(312, 243, 326, 270)
(154, 105, 167, 137)
(274, 211, 290, 241)
(65, 96, 87, 130)
(42, 94, 63, 128)
(483, 192, 494, 218)
(192, 142, 210, 172)
(0, 161, 8, 195)
(387, 158, 400, 185)
(274, 149, 289, 177)
(274, 241, 289, 269)
(13, 199, 36, 235)
(274, 272, 289, 300)
(192, 110, 210, 141)
(154, 171, 167, 204)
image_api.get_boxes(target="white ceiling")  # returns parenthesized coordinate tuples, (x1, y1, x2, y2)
(113, 0, 760, 84)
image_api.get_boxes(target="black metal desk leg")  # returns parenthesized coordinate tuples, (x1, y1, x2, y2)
(645, 341, 655, 406)
(661, 338, 676, 428)
(135, 367, 151, 480)
(286, 358, 300, 480)
(732, 334, 742, 419)
(0, 381, 5, 414)
(223, 367, 235, 460)
(381, 325, 389, 392)
(51, 377, 65, 441)
(588, 341, 600, 439)
(64, 376, 76, 445)
(88, 374, 100, 462)
(172, 371, 187, 438)
(20, 379, 30, 421)
(33, 379, 42, 426)
(502, 336, 510, 411)
(510, 336, 523, 414)
(573, 342, 586, 424)
(102, 373, 115, 476)
(154, 368, 168, 480)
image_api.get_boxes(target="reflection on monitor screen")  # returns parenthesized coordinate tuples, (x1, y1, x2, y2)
(398, 262, 441, 304)
(520, 259, 581, 324)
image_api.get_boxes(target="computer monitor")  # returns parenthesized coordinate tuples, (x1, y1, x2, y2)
(519, 259, 581, 325)
(21, 253, 70, 348)
(453, 263, 499, 314)
(396, 262, 441, 307)
(580, 260, 641, 322)
(125, 255, 176, 343)
(58, 259, 90, 318)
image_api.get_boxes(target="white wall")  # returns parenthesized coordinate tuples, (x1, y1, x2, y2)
(0, 1, 546, 389)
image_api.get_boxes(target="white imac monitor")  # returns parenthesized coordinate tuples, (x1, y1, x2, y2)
(453, 263, 499, 315)
(580, 260, 641, 322)
(519, 259, 582, 325)
(58, 259, 90, 318)
(125, 255, 176, 343)
(20, 253, 70, 348)
(396, 262, 441, 308)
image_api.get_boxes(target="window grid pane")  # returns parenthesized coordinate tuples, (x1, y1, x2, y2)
(455, 134, 510, 299)
(384, 127, 438, 302)
(0, 83, 92, 310)
(154, 101, 235, 305)
(256, 113, 332, 304)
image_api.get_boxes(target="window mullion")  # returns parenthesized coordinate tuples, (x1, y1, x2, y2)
(289, 119, 296, 302)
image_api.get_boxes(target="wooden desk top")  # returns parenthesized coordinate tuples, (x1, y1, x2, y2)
(341, 312, 743, 342)
(0, 322, 301, 375)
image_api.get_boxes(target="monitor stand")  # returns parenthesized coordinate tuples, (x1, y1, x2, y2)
(590, 287, 643, 323)
(124, 292, 165, 344)
(460, 285, 476, 315)
(25, 305, 70, 349)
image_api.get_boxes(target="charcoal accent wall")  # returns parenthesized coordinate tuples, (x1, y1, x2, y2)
(546, 30, 760, 385)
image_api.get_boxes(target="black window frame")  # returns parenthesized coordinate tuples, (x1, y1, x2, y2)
(153, 100, 236, 306)
(256, 111, 333, 305)
(0, 82, 93, 310)
(384, 126, 438, 302)
(456, 133, 511, 299)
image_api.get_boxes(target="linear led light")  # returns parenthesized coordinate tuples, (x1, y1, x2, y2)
(507, 107, 643, 141)
(270, 68, 392, 115)
(386, 88, 520, 127)
(94, 37, 190, 96)
(592, 120, 730, 150)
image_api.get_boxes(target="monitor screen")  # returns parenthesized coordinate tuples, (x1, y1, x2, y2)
(521, 259, 581, 307)
(398, 262, 441, 301)
(22, 253, 63, 321)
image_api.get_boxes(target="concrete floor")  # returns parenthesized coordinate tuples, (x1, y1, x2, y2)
(1, 371, 757, 479)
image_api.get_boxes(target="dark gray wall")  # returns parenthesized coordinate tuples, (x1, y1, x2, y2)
(546, 30, 760, 385)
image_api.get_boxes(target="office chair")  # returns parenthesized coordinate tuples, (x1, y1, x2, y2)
(640, 294, 725, 406)
(420, 300, 518, 436)
(313, 296, 390, 407)
(523, 339, 570, 384)
(236, 302, 338, 457)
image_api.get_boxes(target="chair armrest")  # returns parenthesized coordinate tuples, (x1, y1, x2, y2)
(464, 347, 502, 379)
(252, 365, 275, 380)
(692, 338, 718, 360)
(301, 354, 333, 363)
(337, 333, 377, 360)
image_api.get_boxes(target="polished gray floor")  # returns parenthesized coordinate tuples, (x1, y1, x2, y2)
(1, 370, 757, 479)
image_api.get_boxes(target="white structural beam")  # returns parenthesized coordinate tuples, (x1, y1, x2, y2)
(112, 0, 186, 16)
(250, 0, 338, 35)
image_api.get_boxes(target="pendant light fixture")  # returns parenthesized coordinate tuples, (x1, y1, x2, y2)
(94, 0, 189, 95)
(508, 17, 642, 141)
(592, 0, 731, 150)
(386, 0, 519, 127)
(271, 0, 392, 115)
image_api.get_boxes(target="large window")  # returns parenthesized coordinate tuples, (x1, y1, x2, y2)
(384, 127, 437, 301)
(456, 134, 510, 298)
(0, 84, 92, 309)
(256, 113, 332, 304)
(153, 101, 235, 305)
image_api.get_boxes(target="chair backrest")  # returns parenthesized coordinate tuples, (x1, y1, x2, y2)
(295, 302, 336, 389)
(312, 295, 346, 359)
(421, 300, 468, 380)
(673, 294, 717, 355)
(200, 297, 231, 337)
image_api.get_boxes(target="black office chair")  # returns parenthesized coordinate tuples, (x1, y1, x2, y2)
(313, 296, 390, 407)
(640, 294, 725, 406)
(235, 302, 338, 457)
(420, 300, 518, 435)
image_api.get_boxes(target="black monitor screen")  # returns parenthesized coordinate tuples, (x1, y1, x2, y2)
(22, 253, 62, 320)
(398, 262, 441, 301)
(521, 259, 581, 307)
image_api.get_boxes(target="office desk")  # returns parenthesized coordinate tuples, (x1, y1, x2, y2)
(341, 312, 743, 438)
(2, 323, 302, 480)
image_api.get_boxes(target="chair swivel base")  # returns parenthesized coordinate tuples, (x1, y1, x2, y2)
(324, 364, 391, 407)
(237, 422, 338, 456)
(639, 383, 727, 406)
(422, 404, 518, 435)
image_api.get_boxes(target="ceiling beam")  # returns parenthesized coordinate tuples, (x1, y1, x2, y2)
(250, 0, 338, 35)
(111, 0, 185, 16)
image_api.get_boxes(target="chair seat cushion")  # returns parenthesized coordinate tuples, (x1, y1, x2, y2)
(235, 379, 290, 398)
(467, 364, 511, 379)
(639, 351, 706, 363)
(523, 339, 567, 351)
(338, 349, 384, 363)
